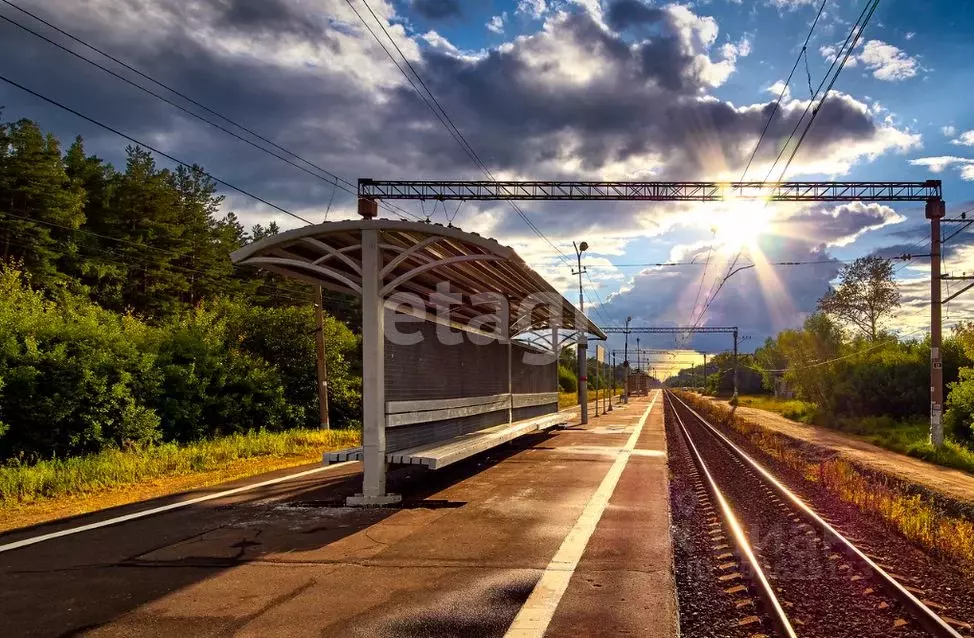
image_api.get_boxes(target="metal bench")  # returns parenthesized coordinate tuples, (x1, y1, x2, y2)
(325, 396, 565, 469)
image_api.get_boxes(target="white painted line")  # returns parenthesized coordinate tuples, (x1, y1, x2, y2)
(504, 391, 660, 638)
(0, 461, 354, 554)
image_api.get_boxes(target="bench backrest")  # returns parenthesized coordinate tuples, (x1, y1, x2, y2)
(384, 315, 557, 452)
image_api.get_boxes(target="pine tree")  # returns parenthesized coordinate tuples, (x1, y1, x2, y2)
(0, 120, 85, 290)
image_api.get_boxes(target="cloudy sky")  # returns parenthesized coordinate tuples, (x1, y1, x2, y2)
(2, 0, 973, 370)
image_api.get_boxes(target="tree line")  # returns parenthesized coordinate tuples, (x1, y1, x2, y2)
(672, 256, 974, 446)
(0, 118, 361, 462)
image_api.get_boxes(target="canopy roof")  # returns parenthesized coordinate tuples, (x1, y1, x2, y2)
(231, 219, 606, 340)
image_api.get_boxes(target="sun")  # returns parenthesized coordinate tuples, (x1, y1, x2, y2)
(712, 201, 774, 253)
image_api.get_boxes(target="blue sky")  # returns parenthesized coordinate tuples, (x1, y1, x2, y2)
(2, 0, 973, 370)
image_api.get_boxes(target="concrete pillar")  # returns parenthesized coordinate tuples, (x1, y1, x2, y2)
(508, 334, 514, 424)
(928, 199, 945, 447)
(347, 227, 400, 506)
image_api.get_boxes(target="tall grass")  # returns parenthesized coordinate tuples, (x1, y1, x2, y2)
(736, 395, 974, 475)
(0, 429, 360, 506)
(736, 395, 818, 423)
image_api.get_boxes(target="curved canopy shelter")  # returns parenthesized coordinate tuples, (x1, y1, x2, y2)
(231, 219, 603, 505)
(231, 219, 605, 340)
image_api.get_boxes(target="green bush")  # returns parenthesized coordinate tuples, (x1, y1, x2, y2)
(945, 368, 974, 444)
(148, 306, 298, 442)
(0, 265, 161, 460)
(0, 265, 362, 462)
(558, 364, 577, 393)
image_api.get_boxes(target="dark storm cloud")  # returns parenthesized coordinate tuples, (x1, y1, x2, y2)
(0, 0, 914, 236)
(385, 9, 887, 189)
(412, 0, 463, 19)
(215, 0, 329, 40)
(776, 202, 901, 248)
(606, 0, 665, 31)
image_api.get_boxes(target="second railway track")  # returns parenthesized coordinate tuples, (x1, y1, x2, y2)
(664, 390, 966, 638)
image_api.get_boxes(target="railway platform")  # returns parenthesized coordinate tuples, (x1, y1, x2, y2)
(0, 393, 678, 638)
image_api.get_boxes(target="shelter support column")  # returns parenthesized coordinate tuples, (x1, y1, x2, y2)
(348, 227, 400, 506)
(508, 333, 514, 424)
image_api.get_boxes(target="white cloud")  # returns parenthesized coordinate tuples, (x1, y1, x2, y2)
(516, 0, 547, 19)
(486, 12, 507, 34)
(909, 156, 974, 180)
(950, 130, 974, 147)
(821, 39, 920, 80)
(905, 31, 916, 40)
(943, 125, 957, 138)
(819, 44, 857, 68)
(768, 0, 818, 9)
(857, 40, 919, 81)
(720, 35, 752, 61)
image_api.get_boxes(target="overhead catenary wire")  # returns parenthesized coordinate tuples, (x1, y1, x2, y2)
(0, 211, 358, 309)
(687, 0, 828, 339)
(0, 0, 420, 222)
(692, 0, 877, 331)
(346, 0, 610, 321)
(347, 0, 576, 266)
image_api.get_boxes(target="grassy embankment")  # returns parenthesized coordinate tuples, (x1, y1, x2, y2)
(0, 428, 360, 533)
(736, 394, 974, 475)
(558, 390, 622, 410)
(681, 392, 974, 567)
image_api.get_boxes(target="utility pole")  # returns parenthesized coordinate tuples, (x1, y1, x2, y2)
(732, 328, 739, 401)
(573, 241, 589, 424)
(636, 337, 641, 371)
(703, 352, 708, 394)
(608, 352, 614, 412)
(623, 316, 631, 404)
(928, 198, 946, 447)
(315, 286, 331, 430)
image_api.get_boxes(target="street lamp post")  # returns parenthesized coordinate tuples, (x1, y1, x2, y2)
(623, 315, 631, 404)
(573, 241, 589, 425)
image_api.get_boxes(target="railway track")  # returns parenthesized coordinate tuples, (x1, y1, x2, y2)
(664, 390, 966, 638)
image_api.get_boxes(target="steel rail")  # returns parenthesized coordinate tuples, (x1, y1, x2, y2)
(665, 393, 797, 638)
(668, 391, 964, 638)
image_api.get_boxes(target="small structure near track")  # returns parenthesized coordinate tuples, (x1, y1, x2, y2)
(232, 219, 604, 505)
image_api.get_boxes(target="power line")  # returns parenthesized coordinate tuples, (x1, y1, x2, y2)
(692, 0, 878, 330)
(0, 0, 419, 222)
(604, 259, 843, 268)
(583, 270, 614, 326)
(0, 73, 316, 225)
(740, 0, 828, 181)
(685, 0, 827, 343)
(0, 211, 358, 308)
(772, 0, 882, 182)
(346, 0, 574, 268)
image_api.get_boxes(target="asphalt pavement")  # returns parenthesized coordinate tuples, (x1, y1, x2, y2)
(0, 393, 677, 638)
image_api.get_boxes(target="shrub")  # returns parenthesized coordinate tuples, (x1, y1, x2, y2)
(558, 364, 577, 393)
(945, 368, 974, 444)
(0, 265, 161, 460)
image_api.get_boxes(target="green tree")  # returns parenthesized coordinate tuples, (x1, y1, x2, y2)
(0, 120, 85, 290)
(818, 256, 899, 341)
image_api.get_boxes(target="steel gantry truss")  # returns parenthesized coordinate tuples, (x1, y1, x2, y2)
(357, 178, 949, 447)
(358, 179, 941, 204)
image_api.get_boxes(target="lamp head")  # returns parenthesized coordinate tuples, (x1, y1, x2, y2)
(578, 241, 589, 253)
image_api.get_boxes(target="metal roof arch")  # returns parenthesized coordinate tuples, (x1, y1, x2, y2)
(230, 219, 606, 340)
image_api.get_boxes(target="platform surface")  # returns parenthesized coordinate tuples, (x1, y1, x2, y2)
(0, 393, 677, 638)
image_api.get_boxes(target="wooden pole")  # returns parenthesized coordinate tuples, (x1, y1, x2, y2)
(315, 286, 330, 430)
